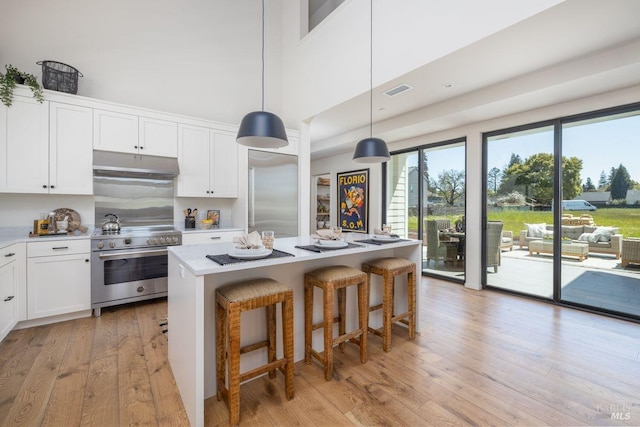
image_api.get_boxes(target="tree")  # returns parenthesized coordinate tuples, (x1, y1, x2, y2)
(598, 170, 608, 190)
(610, 163, 632, 200)
(429, 169, 465, 206)
(582, 177, 596, 192)
(487, 167, 502, 196)
(503, 153, 582, 205)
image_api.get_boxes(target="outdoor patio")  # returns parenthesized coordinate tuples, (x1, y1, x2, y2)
(424, 247, 640, 317)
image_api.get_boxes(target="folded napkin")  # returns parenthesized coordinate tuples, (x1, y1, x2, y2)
(374, 227, 391, 235)
(312, 229, 342, 240)
(233, 231, 263, 249)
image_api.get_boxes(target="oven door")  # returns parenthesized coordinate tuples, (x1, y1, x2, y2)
(91, 248, 169, 307)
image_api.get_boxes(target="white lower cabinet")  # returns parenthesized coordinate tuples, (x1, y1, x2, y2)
(27, 239, 91, 319)
(0, 245, 19, 341)
(181, 230, 240, 245)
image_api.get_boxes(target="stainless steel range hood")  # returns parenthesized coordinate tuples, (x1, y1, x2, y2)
(93, 151, 179, 179)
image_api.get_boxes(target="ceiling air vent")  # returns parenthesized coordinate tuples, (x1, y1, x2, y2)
(383, 84, 412, 97)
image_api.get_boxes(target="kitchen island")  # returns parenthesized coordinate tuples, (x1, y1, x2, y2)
(167, 235, 422, 427)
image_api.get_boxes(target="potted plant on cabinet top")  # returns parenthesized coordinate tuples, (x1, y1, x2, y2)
(0, 64, 44, 107)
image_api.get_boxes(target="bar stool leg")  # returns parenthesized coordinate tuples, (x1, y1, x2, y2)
(227, 304, 241, 427)
(382, 272, 393, 352)
(408, 268, 416, 340)
(304, 280, 313, 364)
(282, 291, 295, 399)
(323, 284, 335, 381)
(267, 304, 276, 379)
(215, 300, 226, 401)
(337, 287, 346, 351)
(357, 277, 368, 363)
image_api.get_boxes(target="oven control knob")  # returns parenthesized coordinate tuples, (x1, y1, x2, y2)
(159, 237, 166, 244)
(171, 236, 179, 244)
(108, 241, 116, 248)
(124, 238, 132, 246)
(146, 238, 154, 245)
(96, 242, 104, 249)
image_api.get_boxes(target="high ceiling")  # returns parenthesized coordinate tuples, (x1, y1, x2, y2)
(308, 0, 640, 158)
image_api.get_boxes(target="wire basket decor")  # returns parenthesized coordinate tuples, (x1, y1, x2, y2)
(36, 60, 83, 94)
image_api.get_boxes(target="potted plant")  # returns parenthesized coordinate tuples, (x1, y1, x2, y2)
(0, 64, 44, 107)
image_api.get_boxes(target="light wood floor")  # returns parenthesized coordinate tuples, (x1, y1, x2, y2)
(1, 278, 639, 426)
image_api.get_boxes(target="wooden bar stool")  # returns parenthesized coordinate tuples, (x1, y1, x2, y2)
(304, 265, 368, 381)
(362, 257, 416, 352)
(215, 278, 294, 426)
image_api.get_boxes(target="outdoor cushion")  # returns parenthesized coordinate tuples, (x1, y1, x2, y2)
(526, 223, 547, 238)
(593, 226, 616, 242)
(578, 233, 599, 243)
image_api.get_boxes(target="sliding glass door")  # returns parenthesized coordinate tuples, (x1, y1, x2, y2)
(485, 125, 555, 298)
(483, 103, 640, 320)
(560, 110, 640, 317)
(385, 138, 466, 282)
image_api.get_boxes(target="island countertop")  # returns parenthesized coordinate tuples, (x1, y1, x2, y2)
(168, 234, 422, 276)
(167, 235, 422, 427)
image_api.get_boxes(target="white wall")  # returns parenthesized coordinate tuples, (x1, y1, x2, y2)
(0, 0, 284, 128)
(312, 84, 640, 290)
(281, 0, 564, 124)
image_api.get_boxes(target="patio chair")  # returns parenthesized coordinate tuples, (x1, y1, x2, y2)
(487, 221, 503, 273)
(500, 230, 513, 251)
(426, 219, 449, 264)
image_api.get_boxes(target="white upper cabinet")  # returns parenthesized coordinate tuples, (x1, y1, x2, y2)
(49, 102, 93, 195)
(94, 109, 178, 158)
(0, 98, 91, 195)
(0, 97, 49, 193)
(177, 124, 238, 198)
(93, 109, 138, 154)
(139, 117, 178, 157)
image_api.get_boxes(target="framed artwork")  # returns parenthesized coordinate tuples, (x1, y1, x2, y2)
(337, 168, 369, 233)
(207, 210, 220, 226)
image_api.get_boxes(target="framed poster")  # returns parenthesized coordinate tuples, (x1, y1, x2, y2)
(337, 168, 369, 233)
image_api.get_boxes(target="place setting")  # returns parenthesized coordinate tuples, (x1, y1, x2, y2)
(354, 225, 405, 245)
(296, 227, 363, 252)
(206, 231, 294, 265)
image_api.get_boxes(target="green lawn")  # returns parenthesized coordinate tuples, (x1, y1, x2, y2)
(407, 207, 640, 238)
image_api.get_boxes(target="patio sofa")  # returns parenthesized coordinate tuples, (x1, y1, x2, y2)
(518, 223, 622, 259)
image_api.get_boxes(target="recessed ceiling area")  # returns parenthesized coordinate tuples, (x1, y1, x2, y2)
(307, 0, 640, 159)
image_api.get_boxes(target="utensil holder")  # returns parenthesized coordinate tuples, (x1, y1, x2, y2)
(185, 216, 196, 229)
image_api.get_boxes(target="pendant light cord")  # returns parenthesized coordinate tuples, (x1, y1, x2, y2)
(369, 0, 373, 138)
(261, 0, 266, 111)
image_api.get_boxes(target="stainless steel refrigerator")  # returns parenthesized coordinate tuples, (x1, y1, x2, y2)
(248, 150, 298, 237)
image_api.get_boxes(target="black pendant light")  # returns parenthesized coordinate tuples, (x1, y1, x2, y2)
(237, 0, 288, 148)
(353, 0, 389, 163)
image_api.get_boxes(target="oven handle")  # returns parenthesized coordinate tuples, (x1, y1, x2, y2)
(98, 248, 168, 260)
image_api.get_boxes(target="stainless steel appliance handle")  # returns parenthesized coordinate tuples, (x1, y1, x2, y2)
(98, 248, 168, 260)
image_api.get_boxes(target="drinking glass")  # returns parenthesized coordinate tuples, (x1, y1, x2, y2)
(382, 224, 392, 234)
(262, 230, 275, 249)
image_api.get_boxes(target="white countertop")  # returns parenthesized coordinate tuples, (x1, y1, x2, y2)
(169, 235, 422, 276)
(0, 226, 94, 249)
(0, 225, 244, 249)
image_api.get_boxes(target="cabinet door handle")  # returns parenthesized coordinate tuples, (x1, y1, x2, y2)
(139, 146, 144, 150)
(43, 185, 48, 188)
(50, 185, 55, 189)
(210, 236, 221, 240)
(4, 296, 14, 302)
(52, 246, 69, 250)
(134, 145, 138, 149)
(4, 253, 15, 257)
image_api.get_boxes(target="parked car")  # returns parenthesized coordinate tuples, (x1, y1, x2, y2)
(562, 199, 597, 211)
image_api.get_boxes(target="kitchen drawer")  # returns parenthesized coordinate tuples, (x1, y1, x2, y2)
(0, 245, 18, 269)
(181, 230, 240, 245)
(27, 239, 90, 257)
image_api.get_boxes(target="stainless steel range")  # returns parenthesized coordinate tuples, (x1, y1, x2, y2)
(91, 227, 182, 316)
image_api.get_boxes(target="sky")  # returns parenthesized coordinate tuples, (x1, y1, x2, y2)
(487, 113, 640, 187)
(398, 111, 639, 191)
